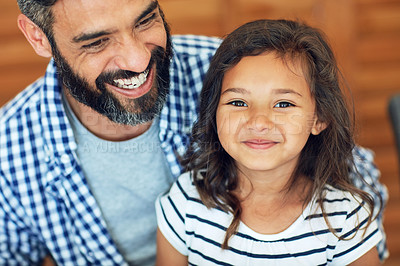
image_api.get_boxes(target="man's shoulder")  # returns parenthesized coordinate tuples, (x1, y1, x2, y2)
(171, 35, 221, 56)
(0, 60, 58, 126)
(0, 77, 47, 184)
(0, 77, 44, 126)
(167, 35, 221, 86)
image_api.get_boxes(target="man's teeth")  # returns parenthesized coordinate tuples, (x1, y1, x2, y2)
(113, 70, 149, 89)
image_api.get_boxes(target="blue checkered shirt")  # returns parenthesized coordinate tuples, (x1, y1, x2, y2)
(0, 35, 388, 265)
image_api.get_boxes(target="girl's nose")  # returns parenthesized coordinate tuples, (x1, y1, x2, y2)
(246, 111, 275, 132)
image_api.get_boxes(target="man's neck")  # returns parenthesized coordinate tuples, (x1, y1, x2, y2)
(64, 90, 152, 142)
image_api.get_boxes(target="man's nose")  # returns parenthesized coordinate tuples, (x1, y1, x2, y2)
(113, 38, 151, 72)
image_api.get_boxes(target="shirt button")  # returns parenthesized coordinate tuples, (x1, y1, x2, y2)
(60, 154, 70, 164)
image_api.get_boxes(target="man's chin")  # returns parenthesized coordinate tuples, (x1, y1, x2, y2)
(103, 111, 158, 127)
(101, 93, 163, 126)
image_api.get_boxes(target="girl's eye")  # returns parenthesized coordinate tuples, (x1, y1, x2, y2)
(274, 101, 295, 108)
(228, 100, 248, 107)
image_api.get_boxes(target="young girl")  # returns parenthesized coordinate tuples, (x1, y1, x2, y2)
(155, 19, 382, 265)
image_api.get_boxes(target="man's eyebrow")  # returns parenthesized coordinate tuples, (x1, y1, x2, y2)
(73, 30, 114, 43)
(135, 0, 159, 25)
(72, 1, 159, 43)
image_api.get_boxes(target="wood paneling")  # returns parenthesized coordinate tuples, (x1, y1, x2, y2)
(1, 0, 399, 264)
(350, 2, 400, 262)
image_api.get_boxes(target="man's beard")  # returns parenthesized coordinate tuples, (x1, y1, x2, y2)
(52, 38, 172, 126)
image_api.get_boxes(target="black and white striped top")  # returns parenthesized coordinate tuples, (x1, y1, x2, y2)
(156, 172, 382, 265)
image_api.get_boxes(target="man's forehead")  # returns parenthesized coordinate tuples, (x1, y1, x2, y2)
(52, 0, 156, 25)
(51, 0, 157, 38)
(53, 0, 148, 12)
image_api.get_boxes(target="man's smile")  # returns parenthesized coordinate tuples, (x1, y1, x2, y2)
(113, 69, 150, 89)
(108, 66, 155, 99)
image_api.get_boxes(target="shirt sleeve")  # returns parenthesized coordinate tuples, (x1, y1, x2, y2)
(155, 172, 194, 256)
(331, 198, 382, 265)
(350, 146, 388, 260)
(0, 173, 47, 265)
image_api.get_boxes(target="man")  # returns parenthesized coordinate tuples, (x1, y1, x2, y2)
(0, 0, 388, 265)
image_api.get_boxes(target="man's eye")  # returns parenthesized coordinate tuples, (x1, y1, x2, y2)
(137, 13, 156, 28)
(228, 100, 248, 107)
(274, 101, 295, 108)
(82, 38, 108, 50)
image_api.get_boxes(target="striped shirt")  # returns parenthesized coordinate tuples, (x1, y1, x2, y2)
(156, 172, 382, 265)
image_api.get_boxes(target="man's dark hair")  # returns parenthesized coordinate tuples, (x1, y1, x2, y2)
(17, 0, 56, 40)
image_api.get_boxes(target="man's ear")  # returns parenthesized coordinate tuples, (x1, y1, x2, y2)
(17, 14, 52, 58)
(311, 118, 327, 136)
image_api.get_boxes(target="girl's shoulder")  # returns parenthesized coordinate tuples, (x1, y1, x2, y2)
(322, 185, 364, 208)
(158, 170, 230, 227)
(318, 188, 381, 265)
(308, 185, 372, 226)
(165, 171, 202, 202)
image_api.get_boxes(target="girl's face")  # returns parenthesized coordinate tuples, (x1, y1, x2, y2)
(216, 52, 325, 178)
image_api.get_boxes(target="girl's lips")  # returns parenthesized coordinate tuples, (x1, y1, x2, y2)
(108, 66, 155, 99)
(242, 139, 278, 150)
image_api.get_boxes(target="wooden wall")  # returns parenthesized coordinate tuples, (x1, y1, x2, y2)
(1, 0, 399, 264)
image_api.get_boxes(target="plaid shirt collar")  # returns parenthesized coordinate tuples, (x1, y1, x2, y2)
(39, 60, 79, 184)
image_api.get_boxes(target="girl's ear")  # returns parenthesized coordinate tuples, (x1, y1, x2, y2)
(311, 118, 327, 135)
(17, 14, 52, 58)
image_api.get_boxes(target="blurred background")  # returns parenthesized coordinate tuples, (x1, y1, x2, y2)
(1, 0, 399, 264)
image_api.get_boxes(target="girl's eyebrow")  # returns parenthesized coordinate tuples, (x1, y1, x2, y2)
(221, 87, 249, 95)
(272, 88, 303, 97)
(221, 87, 303, 97)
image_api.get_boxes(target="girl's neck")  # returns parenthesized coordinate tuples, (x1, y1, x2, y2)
(235, 168, 295, 199)
(235, 170, 312, 235)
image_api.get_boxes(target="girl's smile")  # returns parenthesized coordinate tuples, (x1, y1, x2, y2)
(241, 139, 279, 150)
